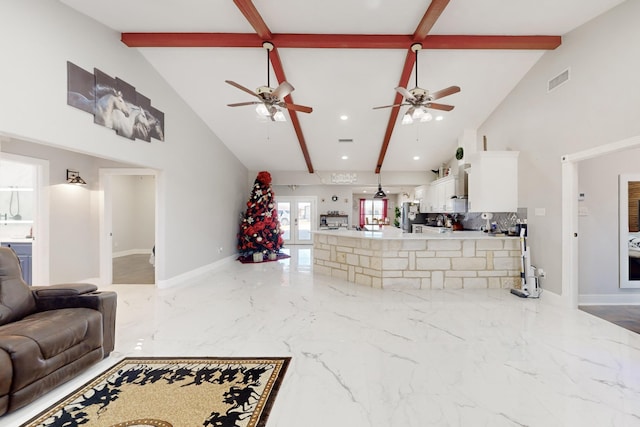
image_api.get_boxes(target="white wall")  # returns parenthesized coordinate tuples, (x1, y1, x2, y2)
(0, 1, 247, 283)
(478, 0, 640, 297)
(112, 175, 155, 256)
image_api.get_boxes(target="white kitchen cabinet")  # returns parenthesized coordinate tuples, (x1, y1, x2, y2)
(428, 175, 459, 212)
(414, 185, 430, 212)
(466, 151, 519, 212)
(414, 185, 427, 201)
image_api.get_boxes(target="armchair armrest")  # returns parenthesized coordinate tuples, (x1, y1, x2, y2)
(33, 285, 117, 357)
(31, 283, 98, 297)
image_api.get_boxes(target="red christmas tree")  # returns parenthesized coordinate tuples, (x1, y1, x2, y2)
(237, 171, 284, 258)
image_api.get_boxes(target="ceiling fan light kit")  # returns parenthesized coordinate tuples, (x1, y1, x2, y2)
(226, 41, 313, 122)
(272, 110, 286, 122)
(373, 42, 460, 126)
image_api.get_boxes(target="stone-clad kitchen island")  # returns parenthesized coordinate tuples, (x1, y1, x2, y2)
(313, 228, 521, 289)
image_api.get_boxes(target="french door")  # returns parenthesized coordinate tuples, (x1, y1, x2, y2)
(276, 197, 316, 245)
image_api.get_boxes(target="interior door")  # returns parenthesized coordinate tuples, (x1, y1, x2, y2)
(277, 197, 316, 245)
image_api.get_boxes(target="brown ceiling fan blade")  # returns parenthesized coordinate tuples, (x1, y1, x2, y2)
(373, 103, 405, 110)
(427, 102, 455, 111)
(272, 81, 294, 100)
(395, 86, 416, 101)
(227, 101, 261, 107)
(283, 103, 312, 113)
(225, 80, 261, 99)
(430, 86, 461, 100)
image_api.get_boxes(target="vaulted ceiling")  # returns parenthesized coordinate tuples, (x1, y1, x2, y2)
(61, 0, 624, 178)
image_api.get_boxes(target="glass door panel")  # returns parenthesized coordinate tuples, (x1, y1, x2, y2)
(277, 201, 291, 242)
(277, 197, 315, 245)
(296, 201, 312, 243)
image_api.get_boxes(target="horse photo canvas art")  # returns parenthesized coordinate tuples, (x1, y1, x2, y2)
(67, 61, 165, 142)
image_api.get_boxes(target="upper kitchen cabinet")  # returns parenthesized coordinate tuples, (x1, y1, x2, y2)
(466, 151, 519, 213)
(417, 175, 466, 213)
(414, 185, 430, 212)
(431, 175, 458, 213)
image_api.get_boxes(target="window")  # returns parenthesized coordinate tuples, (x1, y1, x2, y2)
(359, 198, 388, 228)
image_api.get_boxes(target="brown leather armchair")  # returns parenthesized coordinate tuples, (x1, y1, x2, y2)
(0, 247, 117, 415)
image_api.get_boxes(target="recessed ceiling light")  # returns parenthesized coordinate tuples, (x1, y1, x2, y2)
(413, 156, 420, 160)
(435, 116, 444, 121)
(340, 115, 348, 121)
(341, 155, 349, 160)
(363, 190, 367, 193)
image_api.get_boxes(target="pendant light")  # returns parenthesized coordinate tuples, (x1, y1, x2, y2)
(374, 173, 386, 199)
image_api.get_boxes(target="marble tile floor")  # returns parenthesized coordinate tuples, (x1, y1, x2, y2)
(4, 246, 640, 426)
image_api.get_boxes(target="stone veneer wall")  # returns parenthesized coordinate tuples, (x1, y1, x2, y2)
(313, 234, 521, 289)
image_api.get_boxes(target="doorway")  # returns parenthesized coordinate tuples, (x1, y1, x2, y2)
(0, 152, 49, 285)
(276, 197, 316, 245)
(99, 168, 157, 285)
(561, 134, 640, 307)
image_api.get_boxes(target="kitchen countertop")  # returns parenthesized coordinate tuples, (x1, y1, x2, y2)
(1, 238, 34, 243)
(313, 227, 516, 240)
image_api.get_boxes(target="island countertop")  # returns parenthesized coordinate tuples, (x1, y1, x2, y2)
(313, 226, 521, 290)
(312, 227, 517, 240)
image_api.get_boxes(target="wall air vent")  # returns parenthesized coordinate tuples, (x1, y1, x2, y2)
(338, 138, 354, 143)
(548, 68, 570, 92)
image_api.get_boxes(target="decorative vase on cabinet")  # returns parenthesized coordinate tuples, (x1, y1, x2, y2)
(466, 151, 519, 213)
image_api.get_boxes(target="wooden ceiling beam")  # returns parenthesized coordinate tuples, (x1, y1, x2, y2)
(424, 35, 561, 50)
(375, 50, 415, 174)
(232, 0, 272, 39)
(122, 32, 561, 50)
(414, 0, 450, 39)
(269, 47, 314, 173)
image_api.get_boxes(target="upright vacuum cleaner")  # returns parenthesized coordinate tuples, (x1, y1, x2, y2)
(510, 222, 541, 298)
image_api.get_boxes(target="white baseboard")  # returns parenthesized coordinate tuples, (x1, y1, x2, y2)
(579, 293, 640, 305)
(537, 289, 564, 306)
(113, 249, 152, 258)
(156, 255, 236, 289)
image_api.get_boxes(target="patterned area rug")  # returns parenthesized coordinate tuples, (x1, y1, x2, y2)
(22, 357, 290, 427)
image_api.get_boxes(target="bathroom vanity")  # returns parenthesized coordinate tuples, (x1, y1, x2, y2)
(1, 240, 32, 285)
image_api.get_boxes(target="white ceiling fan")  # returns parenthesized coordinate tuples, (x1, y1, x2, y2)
(373, 43, 460, 124)
(226, 42, 313, 121)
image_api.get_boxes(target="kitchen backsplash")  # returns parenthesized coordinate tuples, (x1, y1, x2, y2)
(426, 208, 527, 232)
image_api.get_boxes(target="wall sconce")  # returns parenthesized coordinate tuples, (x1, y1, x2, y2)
(66, 169, 87, 185)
